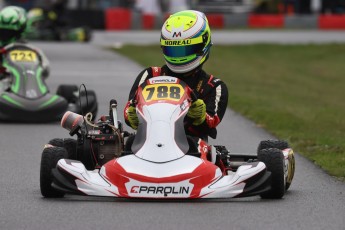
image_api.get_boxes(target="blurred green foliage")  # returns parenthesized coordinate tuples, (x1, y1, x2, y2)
(113, 44, 345, 180)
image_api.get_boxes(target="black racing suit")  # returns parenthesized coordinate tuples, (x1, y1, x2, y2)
(124, 65, 229, 140)
(0, 47, 8, 79)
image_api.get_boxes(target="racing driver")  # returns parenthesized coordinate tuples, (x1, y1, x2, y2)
(0, 6, 50, 84)
(124, 10, 229, 158)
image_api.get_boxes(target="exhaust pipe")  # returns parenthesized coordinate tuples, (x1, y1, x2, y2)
(61, 111, 84, 135)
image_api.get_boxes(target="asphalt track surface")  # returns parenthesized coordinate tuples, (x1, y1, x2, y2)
(1, 31, 345, 230)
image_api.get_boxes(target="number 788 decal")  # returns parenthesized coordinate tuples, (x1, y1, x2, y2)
(141, 84, 185, 102)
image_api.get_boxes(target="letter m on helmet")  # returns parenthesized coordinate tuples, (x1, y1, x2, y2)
(172, 32, 182, 38)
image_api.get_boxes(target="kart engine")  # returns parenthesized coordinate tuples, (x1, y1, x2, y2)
(82, 120, 123, 167)
(61, 100, 125, 169)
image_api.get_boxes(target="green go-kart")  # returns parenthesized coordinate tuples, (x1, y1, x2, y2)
(0, 43, 97, 122)
(24, 8, 92, 42)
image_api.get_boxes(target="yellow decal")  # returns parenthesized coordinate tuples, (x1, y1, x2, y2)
(10, 50, 37, 62)
(142, 84, 185, 102)
(161, 36, 203, 46)
(196, 80, 203, 92)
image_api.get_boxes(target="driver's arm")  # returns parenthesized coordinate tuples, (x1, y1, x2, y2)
(124, 67, 154, 129)
(186, 79, 228, 139)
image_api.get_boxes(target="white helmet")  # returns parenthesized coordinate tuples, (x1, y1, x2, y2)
(160, 10, 212, 74)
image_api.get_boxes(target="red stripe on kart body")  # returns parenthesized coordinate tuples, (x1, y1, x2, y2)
(103, 159, 219, 198)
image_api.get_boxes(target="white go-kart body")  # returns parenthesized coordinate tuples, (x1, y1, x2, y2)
(50, 76, 294, 199)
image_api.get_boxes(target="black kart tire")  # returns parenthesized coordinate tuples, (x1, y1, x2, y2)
(258, 148, 285, 199)
(257, 140, 289, 153)
(56, 84, 78, 103)
(40, 146, 67, 198)
(48, 138, 77, 160)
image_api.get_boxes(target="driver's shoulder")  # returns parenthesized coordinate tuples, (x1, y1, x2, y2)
(138, 66, 163, 79)
(199, 70, 224, 87)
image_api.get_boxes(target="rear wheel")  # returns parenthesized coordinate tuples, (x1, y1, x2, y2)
(258, 148, 285, 199)
(79, 90, 98, 118)
(40, 146, 67, 198)
(257, 140, 289, 152)
(258, 140, 295, 191)
(56, 84, 78, 103)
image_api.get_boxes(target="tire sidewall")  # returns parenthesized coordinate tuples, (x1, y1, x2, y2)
(48, 138, 77, 160)
(56, 85, 78, 103)
(40, 146, 67, 197)
(258, 148, 285, 199)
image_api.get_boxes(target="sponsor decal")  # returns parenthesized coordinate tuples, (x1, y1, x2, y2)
(180, 99, 189, 111)
(130, 186, 190, 195)
(26, 89, 37, 98)
(164, 40, 191, 46)
(198, 139, 209, 154)
(151, 78, 177, 84)
(88, 130, 101, 135)
(130, 186, 139, 193)
(196, 80, 203, 92)
(152, 67, 160, 76)
(172, 31, 182, 38)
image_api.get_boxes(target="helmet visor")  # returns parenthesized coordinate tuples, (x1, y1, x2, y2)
(161, 36, 205, 58)
(162, 43, 205, 58)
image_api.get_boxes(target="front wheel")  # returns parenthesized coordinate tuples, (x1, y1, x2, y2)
(48, 138, 77, 160)
(40, 146, 67, 198)
(258, 148, 285, 199)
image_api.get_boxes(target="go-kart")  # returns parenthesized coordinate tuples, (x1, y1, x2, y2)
(40, 76, 295, 199)
(25, 8, 92, 42)
(0, 43, 97, 122)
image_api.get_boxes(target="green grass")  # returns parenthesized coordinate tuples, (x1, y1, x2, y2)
(113, 44, 345, 180)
